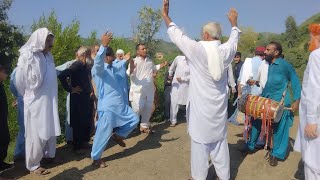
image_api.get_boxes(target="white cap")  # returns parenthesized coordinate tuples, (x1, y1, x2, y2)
(116, 49, 124, 55)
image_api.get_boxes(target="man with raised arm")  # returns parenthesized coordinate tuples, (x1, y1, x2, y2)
(162, 0, 241, 179)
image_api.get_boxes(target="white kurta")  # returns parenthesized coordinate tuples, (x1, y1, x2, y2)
(167, 22, 241, 144)
(294, 48, 320, 175)
(127, 56, 160, 128)
(257, 60, 269, 90)
(227, 65, 236, 88)
(238, 56, 263, 96)
(17, 50, 61, 141)
(169, 55, 190, 105)
(15, 28, 61, 171)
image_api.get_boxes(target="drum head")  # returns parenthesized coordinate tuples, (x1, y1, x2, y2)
(237, 94, 249, 113)
(273, 105, 284, 123)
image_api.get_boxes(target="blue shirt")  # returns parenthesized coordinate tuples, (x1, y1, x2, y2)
(113, 59, 129, 105)
(262, 58, 301, 107)
(9, 68, 23, 99)
(92, 45, 128, 112)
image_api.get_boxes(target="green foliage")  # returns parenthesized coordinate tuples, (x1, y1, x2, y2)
(0, 0, 12, 22)
(238, 26, 259, 58)
(0, 23, 24, 71)
(31, 10, 82, 65)
(285, 16, 299, 48)
(136, 6, 162, 57)
(109, 37, 134, 55)
(0, 0, 24, 71)
(82, 31, 98, 46)
(256, 32, 282, 47)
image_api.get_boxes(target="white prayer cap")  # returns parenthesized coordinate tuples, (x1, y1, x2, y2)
(116, 49, 124, 55)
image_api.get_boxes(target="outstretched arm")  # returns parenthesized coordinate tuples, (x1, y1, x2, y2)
(162, 0, 172, 28)
(91, 32, 113, 78)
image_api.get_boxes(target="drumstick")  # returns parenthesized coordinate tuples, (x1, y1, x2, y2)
(232, 97, 239, 107)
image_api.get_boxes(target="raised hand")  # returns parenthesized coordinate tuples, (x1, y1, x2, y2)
(129, 59, 136, 74)
(227, 8, 238, 27)
(162, 0, 169, 17)
(124, 52, 131, 61)
(161, 60, 168, 68)
(101, 32, 113, 47)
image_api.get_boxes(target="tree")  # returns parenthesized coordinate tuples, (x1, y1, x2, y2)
(135, 6, 162, 57)
(31, 10, 81, 65)
(109, 37, 133, 55)
(238, 27, 258, 58)
(84, 30, 98, 46)
(0, 0, 12, 22)
(285, 16, 298, 48)
(0, 0, 24, 71)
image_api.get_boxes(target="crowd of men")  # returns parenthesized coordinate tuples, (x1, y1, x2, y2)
(0, 0, 319, 179)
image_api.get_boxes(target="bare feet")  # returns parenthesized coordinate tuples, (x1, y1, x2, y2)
(31, 167, 50, 176)
(92, 160, 107, 168)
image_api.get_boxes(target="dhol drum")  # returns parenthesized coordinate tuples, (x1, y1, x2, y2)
(237, 94, 284, 123)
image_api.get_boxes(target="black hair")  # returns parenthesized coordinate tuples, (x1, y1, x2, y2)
(136, 43, 145, 51)
(105, 47, 114, 57)
(269, 41, 283, 56)
(235, 51, 241, 58)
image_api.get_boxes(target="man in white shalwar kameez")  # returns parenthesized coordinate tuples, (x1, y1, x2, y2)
(15, 28, 61, 175)
(294, 23, 320, 180)
(168, 55, 190, 126)
(237, 46, 265, 96)
(162, 1, 240, 179)
(127, 44, 167, 134)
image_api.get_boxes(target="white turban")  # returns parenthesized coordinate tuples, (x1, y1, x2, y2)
(116, 49, 124, 55)
(15, 28, 54, 95)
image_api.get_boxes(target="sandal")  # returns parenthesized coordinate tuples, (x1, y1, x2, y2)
(31, 167, 50, 176)
(140, 127, 155, 134)
(170, 123, 177, 127)
(92, 160, 107, 168)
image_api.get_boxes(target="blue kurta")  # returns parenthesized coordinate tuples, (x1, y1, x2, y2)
(248, 58, 301, 160)
(91, 45, 139, 160)
(9, 68, 25, 158)
(113, 59, 129, 105)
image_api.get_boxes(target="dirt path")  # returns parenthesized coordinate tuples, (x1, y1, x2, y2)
(1, 117, 304, 180)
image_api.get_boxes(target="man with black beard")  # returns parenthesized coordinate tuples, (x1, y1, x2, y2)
(243, 42, 301, 167)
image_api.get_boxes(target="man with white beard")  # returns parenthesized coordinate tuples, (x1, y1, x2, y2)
(168, 55, 190, 127)
(15, 28, 61, 175)
(162, 0, 240, 179)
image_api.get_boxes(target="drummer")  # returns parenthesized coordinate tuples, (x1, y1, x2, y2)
(241, 42, 301, 167)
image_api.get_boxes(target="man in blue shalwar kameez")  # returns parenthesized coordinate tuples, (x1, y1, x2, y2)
(244, 42, 301, 167)
(9, 68, 25, 161)
(90, 33, 139, 168)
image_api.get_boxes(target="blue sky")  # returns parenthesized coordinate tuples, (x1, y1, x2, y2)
(7, 0, 320, 40)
